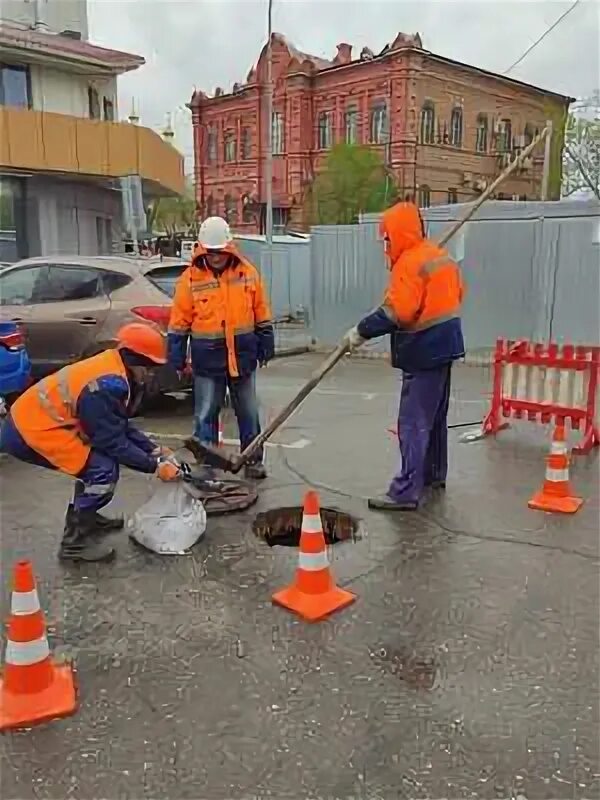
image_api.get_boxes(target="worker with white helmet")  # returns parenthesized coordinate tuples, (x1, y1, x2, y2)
(168, 216, 274, 479)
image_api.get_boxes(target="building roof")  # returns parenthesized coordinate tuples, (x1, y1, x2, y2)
(191, 31, 573, 106)
(0, 23, 144, 73)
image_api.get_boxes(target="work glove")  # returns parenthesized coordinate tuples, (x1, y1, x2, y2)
(156, 457, 181, 482)
(343, 326, 365, 351)
(177, 364, 193, 381)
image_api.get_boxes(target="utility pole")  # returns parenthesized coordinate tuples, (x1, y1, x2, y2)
(264, 0, 274, 252)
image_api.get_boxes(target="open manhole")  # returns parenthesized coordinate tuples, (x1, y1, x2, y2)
(252, 506, 362, 547)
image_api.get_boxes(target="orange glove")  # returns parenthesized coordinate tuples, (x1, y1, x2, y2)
(156, 460, 180, 481)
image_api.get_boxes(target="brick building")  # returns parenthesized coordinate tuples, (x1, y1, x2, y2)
(189, 32, 571, 232)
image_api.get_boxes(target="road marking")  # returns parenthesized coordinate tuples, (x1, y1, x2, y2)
(142, 431, 312, 450)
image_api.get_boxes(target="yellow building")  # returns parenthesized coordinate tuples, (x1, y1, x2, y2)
(0, 2, 184, 261)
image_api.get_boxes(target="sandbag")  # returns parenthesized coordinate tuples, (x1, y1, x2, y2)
(128, 482, 207, 555)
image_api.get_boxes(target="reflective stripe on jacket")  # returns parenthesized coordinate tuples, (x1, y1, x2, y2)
(167, 250, 274, 378)
(9, 349, 129, 476)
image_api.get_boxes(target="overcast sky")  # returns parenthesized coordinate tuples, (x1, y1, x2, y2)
(88, 0, 599, 171)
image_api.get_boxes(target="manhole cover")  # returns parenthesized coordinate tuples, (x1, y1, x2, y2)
(252, 506, 361, 547)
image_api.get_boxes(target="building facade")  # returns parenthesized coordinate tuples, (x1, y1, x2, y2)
(0, 0, 184, 262)
(190, 32, 571, 232)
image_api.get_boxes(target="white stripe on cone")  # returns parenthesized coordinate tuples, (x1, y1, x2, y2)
(5, 636, 50, 666)
(11, 589, 41, 615)
(298, 550, 330, 571)
(551, 442, 567, 455)
(546, 467, 569, 482)
(301, 513, 323, 533)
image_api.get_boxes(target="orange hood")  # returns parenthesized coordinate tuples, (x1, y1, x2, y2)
(379, 202, 425, 265)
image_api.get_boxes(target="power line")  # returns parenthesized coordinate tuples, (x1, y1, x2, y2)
(503, 0, 581, 74)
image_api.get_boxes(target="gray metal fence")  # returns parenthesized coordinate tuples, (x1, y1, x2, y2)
(233, 201, 599, 358)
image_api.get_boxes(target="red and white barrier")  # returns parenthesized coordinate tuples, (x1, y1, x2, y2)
(481, 339, 600, 455)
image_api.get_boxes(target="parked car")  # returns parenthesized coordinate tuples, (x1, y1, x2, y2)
(0, 255, 190, 402)
(0, 319, 32, 420)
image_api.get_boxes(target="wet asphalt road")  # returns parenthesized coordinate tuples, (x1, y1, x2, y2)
(1, 355, 599, 800)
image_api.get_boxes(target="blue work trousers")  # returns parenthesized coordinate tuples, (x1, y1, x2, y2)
(194, 372, 263, 463)
(388, 364, 451, 504)
(0, 415, 118, 513)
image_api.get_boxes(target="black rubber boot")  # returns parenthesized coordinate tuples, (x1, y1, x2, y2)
(368, 495, 418, 511)
(94, 510, 125, 532)
(245, 463, 267, 480)
(59, 509, 116, 563)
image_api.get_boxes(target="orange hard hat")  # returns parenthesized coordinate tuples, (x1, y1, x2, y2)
(115, 322, 167, 364)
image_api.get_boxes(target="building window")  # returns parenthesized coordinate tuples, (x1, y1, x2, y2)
(241, 193, 254, 223)
(272, 111, 284, 155)
(273, 207, 289, 234)
(450, 106, 463, 147)
(369, 103, 388, 144)
(345, 106, 359, 144)
(223, 194, 238, 225)
(88, 86, 101, 119)
(224, 131, 236, 162)
(523, 123, 534, 146)
(418, 185, 431, 208)
(103, 97, 115, 121)
(318, 111, 333, 150)
(447, 188, 458, 204)
(207, 128, 217, 163)
(420, 102, 435, 145)
(496, 119, 512, 152)
(0, 64, 31, 108)
(475, 114, 488, 153)
(241, 127, 252, 159)
(205, 194, 215, 216)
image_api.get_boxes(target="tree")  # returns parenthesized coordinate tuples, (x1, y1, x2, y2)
(562, 102, 600, 200)
(147, 178, 198, 236)
(307, 144, 399, 225)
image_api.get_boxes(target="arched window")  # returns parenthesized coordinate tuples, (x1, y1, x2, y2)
(369, 102, 388, 144)
(418, 185, 431, 208)
(450, 106, 463, 147)
(317, 111, 333, 149)
(420, 102, 435, 145)
(475, 114, 488, 153)
(496, 119, 512, 152)
(205, 194, 214, 217)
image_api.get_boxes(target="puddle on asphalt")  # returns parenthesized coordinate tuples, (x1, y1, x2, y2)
(252, 506, 361, 547)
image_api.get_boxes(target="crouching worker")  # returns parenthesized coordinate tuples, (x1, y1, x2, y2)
(168, 216, 275, 479)
(0, 323, 181, 563)
(344, 201, 465, 510)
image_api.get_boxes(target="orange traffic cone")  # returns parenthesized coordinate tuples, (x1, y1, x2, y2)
(272, 491, 356, 622)
(0, 561, 77, 731)
(528, 424, 583, 514)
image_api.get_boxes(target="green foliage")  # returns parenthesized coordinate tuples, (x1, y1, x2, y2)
(562, 110, 600, 199)
(307, 144, 399, 225)
(147, 178, 197, 235)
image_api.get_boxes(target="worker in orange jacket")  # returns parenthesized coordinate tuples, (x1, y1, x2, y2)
(344, 202, 465, 510)
(0, 324, 181, 563)
(167, 216, 274, 479)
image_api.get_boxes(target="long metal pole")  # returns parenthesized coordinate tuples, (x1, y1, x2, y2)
(264, 0, 273, 247)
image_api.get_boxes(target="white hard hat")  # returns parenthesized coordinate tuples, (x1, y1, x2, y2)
(198, 216, 233, 250)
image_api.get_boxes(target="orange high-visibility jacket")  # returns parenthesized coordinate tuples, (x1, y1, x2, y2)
(357, 202, 465, 372)
(10, 349, 129, 476)
(167, 243, 274, 378)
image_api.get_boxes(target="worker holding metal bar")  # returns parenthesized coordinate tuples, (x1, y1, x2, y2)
(0, 324, 181, 562)
(344, 201, 465, 510)
(167, 216, 275, 480)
